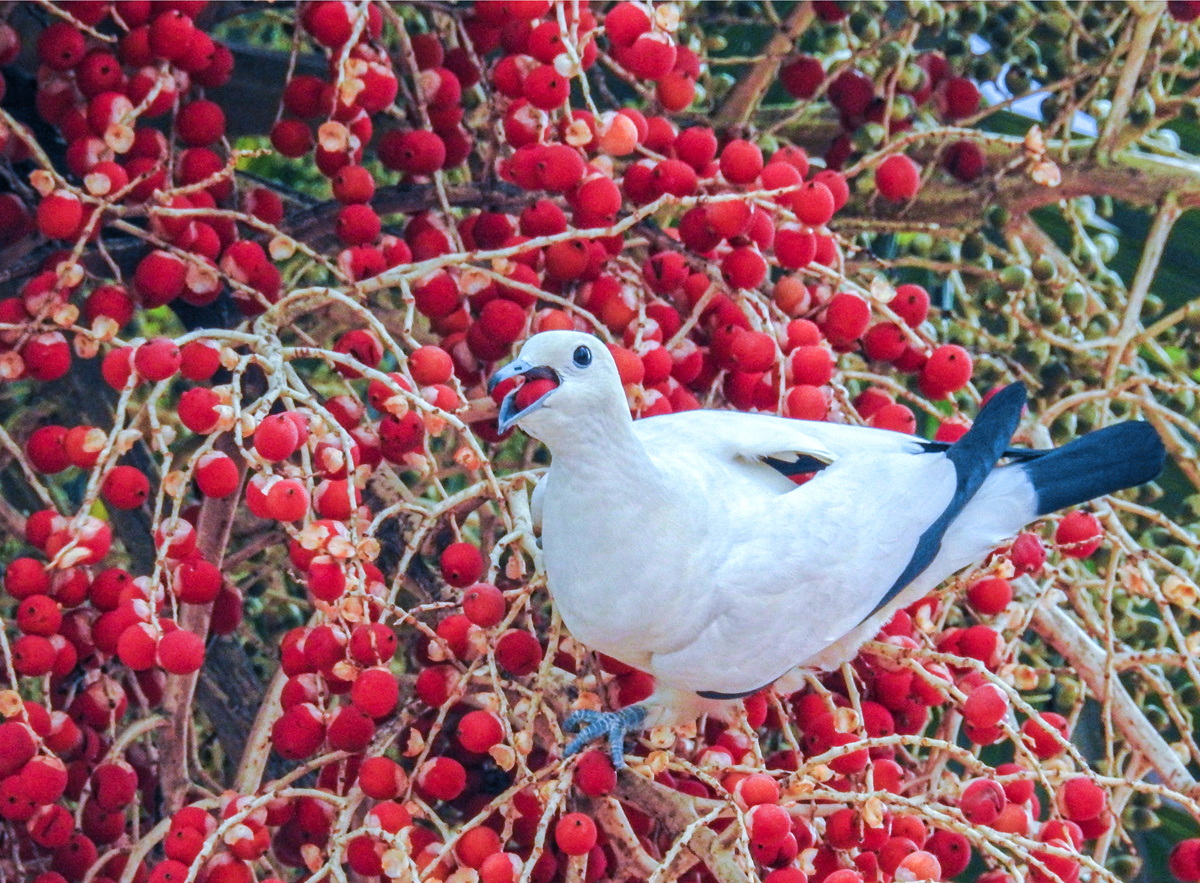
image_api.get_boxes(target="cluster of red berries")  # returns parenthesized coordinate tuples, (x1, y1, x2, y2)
(0, 2, 1154, 882)
(781, 41, 986, 185)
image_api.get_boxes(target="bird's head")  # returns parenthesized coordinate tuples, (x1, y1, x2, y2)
(487, 331, 625, 442)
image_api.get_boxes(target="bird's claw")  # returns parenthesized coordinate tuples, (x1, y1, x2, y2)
(563, 705, 648, 769)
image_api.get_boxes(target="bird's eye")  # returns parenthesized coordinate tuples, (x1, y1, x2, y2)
(572, 345, 592, 368)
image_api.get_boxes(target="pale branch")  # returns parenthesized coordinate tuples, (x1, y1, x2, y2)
(613, 770, 752, 883)
(712, 2, 814, 130)
(1105, 194, 1182, 383)
(1095, 2, 1164, 158)
(836, 133, 1200, 227)
(1021, 576, 1199, 798)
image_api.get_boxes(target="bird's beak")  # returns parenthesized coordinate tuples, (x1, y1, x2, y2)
(487, 359, 561, 433)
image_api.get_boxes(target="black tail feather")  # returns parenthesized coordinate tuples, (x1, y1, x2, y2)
(1022, 421, 1166, 516)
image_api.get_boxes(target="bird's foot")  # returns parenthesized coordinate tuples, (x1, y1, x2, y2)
(563, 705, 648, 769)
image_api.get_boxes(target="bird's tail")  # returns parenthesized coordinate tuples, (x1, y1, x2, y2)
(1021, 421, 1166, 516)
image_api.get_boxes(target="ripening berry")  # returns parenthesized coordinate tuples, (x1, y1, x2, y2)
(134, 338, 182, 382)
(721, 247, 767, 290)
(1057, 776, 1107, 822)
(793, 181, 835, 227)
(441, 542, 484, 588)
(463, 582, 506, 627)
(254, 413, 299, 462)
(781, 54, 824, 99)
(967, 576, 1013, 615)
(1010, 532, 1046, 574)
(921, 344, 972, 394)
(555, 813, 597, 856)
(1055, 510, 1103, 558)
(720, 139, 763, 185)
(380, 129, 446, 175)
(943, 77, 981, 119)
(416, 756, 466, 802)
(495, 629, 543, 676)
(103, 465, 150, 509)
(36, 192, 83, 239)
(892, 283, 930, 326)
(457, 709, 505, 753)
(574, 750, 617, 796)
(358, 756, 407, 800)
(876, 154, 921, 202)
(823, 292, 870, 345)
(871, 403, 916, 434)
(265, 479, 309, 522)
(175, 99, 226, 146)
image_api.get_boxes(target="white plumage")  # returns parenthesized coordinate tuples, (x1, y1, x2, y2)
(486, 330, 1163, 755)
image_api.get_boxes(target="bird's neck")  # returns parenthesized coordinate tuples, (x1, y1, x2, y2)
(545, 406, 660, 489)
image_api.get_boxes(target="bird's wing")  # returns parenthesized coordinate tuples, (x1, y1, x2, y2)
(530, 474, 547, 534)
(632, 409, 930, 494)
(641, 386, 1030, 697)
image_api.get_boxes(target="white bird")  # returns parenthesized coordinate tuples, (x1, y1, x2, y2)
(486, 331, 1165, 766)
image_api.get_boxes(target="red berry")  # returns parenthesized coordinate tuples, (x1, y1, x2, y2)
(1055, 511, 1103, 558)
(38, 23, 87, 71)
(457, 709, 505, 753)
(441, 542, 484, 588)
(721, 247, 768, 290)
(351, 666, 399, 718)
(195, 451, 239, 498)
(921, 344, 973, 394)
(159, 628, 204, 674)
(574, 750, 617, 796)
(967, 577, 1013, 615)
(37, 192, 84, 239)
(892, 284, 930, 326)
(463, 583, 506, 627)
(876, 154, 921, 202)
(793, 181, 835, 227)
(254, 413, 300, 461)
(943, 77, 981, 119)
(102, 465, 150, 509)
(495, 629, 542, 676)
(175, 99, 225, 146)
(720, 139, 763, 185)
(555, 813, 597, 856)
(781, 54, 824, 99)
(416, 757, 466, 802)
(26, 426, 71, 474)
(1057, 776, 1107, 822)
(358, 756, 407, 800)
